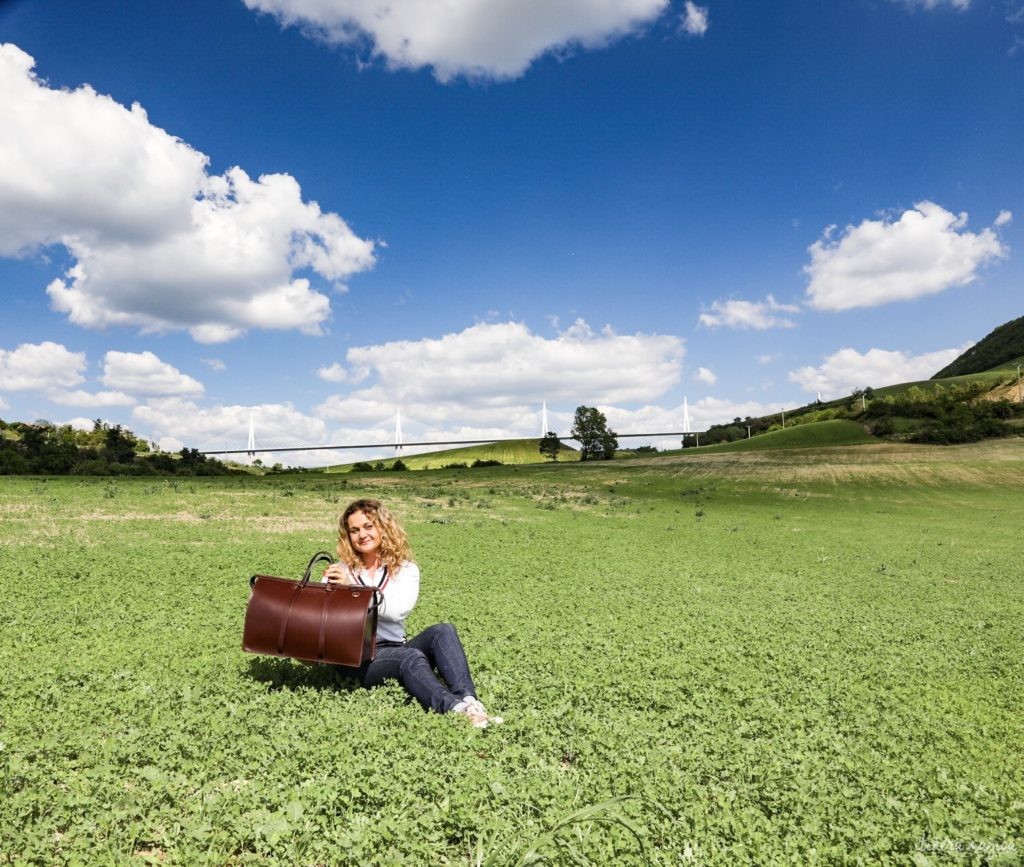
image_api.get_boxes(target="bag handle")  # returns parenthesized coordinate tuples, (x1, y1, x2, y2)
(300, 551, 335, 585)
(248, 551, 336, 589)
(278, 551, 334, 657)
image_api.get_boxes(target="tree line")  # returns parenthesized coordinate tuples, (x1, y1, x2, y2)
(0, 419, 234, 476)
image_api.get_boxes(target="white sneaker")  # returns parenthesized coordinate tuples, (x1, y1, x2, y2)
(464, 696, 503, 726)
(452, 699, 491, 728)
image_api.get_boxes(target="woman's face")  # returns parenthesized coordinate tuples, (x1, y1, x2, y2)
(346, 510, 381, 562)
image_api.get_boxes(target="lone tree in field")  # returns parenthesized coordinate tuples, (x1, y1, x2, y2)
(539, 431, 562, 461)
(570, 406, 618, 460)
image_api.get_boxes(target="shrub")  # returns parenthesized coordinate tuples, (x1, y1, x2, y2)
(869, 417, 896, 437)
(990, 400, 1019, 420)
(0, 448, 28, 475)
(910, 419, 1010, 445)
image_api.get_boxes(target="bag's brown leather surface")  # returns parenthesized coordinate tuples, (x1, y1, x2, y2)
(243, 553, 379, 666)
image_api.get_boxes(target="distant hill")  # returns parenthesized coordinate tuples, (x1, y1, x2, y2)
(324, 437, 578, 472)
(686, 339, 1023, 451)
(932, 315, 1024, 378)
(677, 420, 877, 454)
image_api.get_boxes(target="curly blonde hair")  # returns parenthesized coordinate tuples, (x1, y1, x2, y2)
(336, 498, 413, 574)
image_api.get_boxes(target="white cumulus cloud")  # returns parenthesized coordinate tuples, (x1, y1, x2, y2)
(0, 341, 86, 392)
(317, 362, 369, 384)
(894, 0, 970, 9)
(995, 210, 1013, 227)
(133, 398, 329, 456)
(804, 202, 1007, 312)
(48, 389, 135, 408)
(688, 396, 789, 429)
(787, 343, 972, 400)
(0, 341, 159, 410)
(694, 366, 717, 384)
(599, 402, 693, 449)
(0, 45, 205, 256)
(317, 363, 348, 383)
(699, 295, 800, 330)
(681, 2, 709, 36)
(243, 0, 669, 81)
(0, 43, 375, 343)
(317, 319, 684, 429)
(102, 351, 204, 397)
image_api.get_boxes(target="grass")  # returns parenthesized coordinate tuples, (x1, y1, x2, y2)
(324, 437, 578, 472)
(1, 441, 1023, 864)
(669, 419, 878, 454)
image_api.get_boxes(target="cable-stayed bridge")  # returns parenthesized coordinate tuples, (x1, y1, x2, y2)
(198, 404, 696, 466)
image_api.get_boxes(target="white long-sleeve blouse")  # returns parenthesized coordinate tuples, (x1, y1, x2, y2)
(335, 560, 420, 644)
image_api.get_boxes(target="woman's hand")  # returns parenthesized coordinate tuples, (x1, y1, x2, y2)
(322, 563, 351, 585)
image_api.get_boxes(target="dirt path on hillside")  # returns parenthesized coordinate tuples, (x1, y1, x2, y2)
(983, 381, 1024, 402)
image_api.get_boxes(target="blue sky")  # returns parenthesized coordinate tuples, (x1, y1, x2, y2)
(0, 0, 1021, 462)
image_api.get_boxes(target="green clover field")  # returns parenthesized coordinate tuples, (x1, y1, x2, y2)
(2, 440, 1022, 865)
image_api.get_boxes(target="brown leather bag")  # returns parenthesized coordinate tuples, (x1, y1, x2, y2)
(243, 552, 385, 667)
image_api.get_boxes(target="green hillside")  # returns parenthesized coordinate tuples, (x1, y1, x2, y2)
(323, 437, 578, 472)
(675, 420, 877, 454)
(691, 347, 1021, 452)
(932, 314, 1024, 378)
(871, 365, 1019, 399)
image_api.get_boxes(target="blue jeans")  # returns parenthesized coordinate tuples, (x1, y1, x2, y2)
(362, 622, 478, 713)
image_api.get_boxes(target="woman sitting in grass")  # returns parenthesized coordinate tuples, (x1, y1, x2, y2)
(324, 498, 502, 728)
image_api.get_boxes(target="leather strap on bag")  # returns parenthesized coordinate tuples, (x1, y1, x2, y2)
(350, 565, 385, 622)
(330, 562, 387, 660)
(276, 551, 334, 656)
(302, 551, 335, 584)
(247, 549, 335, 590)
